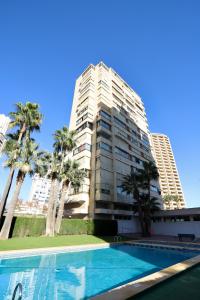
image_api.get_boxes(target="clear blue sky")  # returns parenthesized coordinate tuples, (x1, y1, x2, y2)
(0, 0, 200, 207)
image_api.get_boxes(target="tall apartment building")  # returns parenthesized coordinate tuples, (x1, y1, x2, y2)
(150, 133, 186, 209)
(29, 174, 51, 206)
(67, 62, 162, 220)
(0, 114, 10, 154)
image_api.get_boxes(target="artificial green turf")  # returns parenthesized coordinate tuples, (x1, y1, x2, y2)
(129, 264, 200, 300)
(0, 235, 120, 251)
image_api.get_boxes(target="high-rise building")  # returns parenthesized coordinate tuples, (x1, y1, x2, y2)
(0, 114, 10, 154)
(28, 174, 51, 206)
(67, 62, 162, 220)
(150, 133, 186, 209)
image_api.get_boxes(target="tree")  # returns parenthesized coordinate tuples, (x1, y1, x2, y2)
(0, 102, 42, 221)
(163, 194, 181, 209)
(0, 139, 44, 239)
(55, 160, 86, 234)
(121, 171, 146, 235)
(45, 126, 77, 236)
(44, 152, 60, 237)
(138, 161, 160, 236)
(122, 161, 160, 237)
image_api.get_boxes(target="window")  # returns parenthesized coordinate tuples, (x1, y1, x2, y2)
(97, 131, 111, 140)
(134, 157, 143, 165)
(114, 117, 127, 130)
(77, 106, 88, 117)
(98, 80, 109, 89)
(115, 147, 131, 160)
(76, 121, 93, 133)
(97, 142, 112, 153)
(150, 185, 161, 194)
(101, 188, 110, 195)
(73, 143, 91, 155)
(76, 112, 93, 126)
(97, 120, 111, 131)
(99, 110, 111, 121)
(77, 97, 88, 109)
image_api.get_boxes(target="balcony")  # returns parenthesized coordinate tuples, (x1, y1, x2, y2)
(64, 208, 88, 215)
(95, 208, 113, 214)
(113, 209, 133, 216)
(116, 193, 133, 204)
(95, 191, 112, 202)
(67, 193, 89, 204)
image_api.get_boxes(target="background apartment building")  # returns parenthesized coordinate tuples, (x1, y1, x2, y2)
(0, 114, 10, 155)
(29, 174, 51, 207)
(68, 62, 162, 220)
(150, 133, 186, 209)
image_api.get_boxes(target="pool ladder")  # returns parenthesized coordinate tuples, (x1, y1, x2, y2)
(12, 283, 22, 300)
(114, 235, 122, 242)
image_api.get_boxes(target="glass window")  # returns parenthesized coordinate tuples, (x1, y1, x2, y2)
(97, 131, 111, 140)
(115, 147, 131, 160)
(99, 110, 111, 121)
(114, 117, 127, 130)
(73, 143, 92, 155)
(76, 121, 93, 133)
(97, 120, 111, 131)
(97, 142, 112, 153)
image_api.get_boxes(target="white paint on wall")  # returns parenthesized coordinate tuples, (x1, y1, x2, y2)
(152, 221, 200, 237)
(117, 219, 141, 234)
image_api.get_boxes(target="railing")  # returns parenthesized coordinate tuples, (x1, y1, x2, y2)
(113, 235, 122, 242)
(12, 283, 22, 300)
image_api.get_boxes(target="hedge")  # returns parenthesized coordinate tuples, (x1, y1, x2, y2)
(0, 217, 118, 237)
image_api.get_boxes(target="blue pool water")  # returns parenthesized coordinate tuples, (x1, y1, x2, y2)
(0, 244, 198, 299)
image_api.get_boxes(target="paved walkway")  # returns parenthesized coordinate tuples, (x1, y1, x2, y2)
(129, 264, 200, 300)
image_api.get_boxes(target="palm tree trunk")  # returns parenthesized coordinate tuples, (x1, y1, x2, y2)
(138, 201, 145, 236)
(0, 125, 25, 223)
(0, 171, 25, 240)
(146, 181, 151, 236)
(0, 167, 15, 222)
(55, 181, 70, 234)
(45, 178, 57, 236)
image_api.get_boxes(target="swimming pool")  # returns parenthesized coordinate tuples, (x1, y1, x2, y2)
(0, 244, 198, 299)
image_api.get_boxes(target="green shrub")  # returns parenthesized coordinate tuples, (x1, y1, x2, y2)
(59, 219, 88, 235)
(3, 216, 118, 237)
(12, 217, 45, 237)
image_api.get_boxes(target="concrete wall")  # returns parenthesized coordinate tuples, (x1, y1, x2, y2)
(117, 219, 141, 234)
(152, 221, 200, 237)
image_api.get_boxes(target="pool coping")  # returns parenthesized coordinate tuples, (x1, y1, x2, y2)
(0, 242, 114, 259)
(90, 241, 200, 300)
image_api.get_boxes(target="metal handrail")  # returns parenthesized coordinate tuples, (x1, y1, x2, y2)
(12, 283, 22, 300)
(114, 235, 122, 242)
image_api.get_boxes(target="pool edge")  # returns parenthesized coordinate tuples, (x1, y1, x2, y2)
(90, 252, 200, 300)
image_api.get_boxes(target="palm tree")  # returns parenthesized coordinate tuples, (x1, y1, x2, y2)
(0, 102, 43, 220)
(45, 152, 61, 236)
(45, 126, 77, 236)
(138, 161, 160, 236)
(163, 194, 181, 209)
(163, 194, 172, 208)
(55, 160, 86, 234)
(53, 126, 76, 156)
(0, 133, 20, 220)
(0, 139, 44, 239)
(173, 195, 181, 209)
(121, 171, 146, 235)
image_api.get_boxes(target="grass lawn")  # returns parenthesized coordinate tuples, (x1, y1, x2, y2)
(0, 235, 125, 251)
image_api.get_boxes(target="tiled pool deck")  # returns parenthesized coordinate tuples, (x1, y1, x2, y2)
(1, 239, 200, 300)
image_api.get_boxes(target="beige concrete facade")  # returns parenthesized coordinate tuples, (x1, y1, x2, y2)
(150, 133, 186, 209)
(67, 62, 162, 220)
